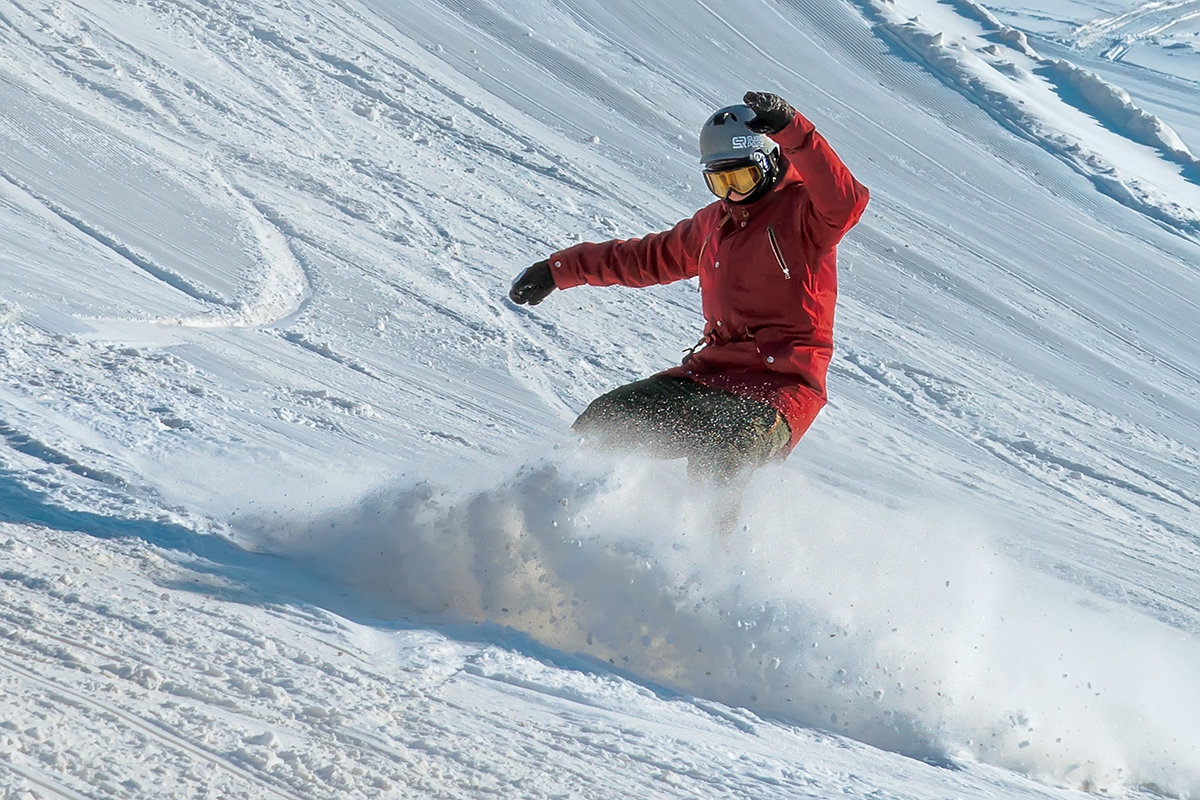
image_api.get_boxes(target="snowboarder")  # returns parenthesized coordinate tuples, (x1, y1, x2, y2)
(509, 92, 869, 527)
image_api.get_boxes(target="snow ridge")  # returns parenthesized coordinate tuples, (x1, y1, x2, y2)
(862, 0, 1200, 234)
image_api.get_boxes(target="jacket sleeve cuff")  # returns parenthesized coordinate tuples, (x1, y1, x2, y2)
(770, 111, 817, 151)
(547, 247, 585, 290)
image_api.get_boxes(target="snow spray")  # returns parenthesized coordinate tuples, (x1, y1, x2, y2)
(251, 454, 1200, 797)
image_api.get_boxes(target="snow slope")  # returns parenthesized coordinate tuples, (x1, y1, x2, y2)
(1, 0, 1198, 797)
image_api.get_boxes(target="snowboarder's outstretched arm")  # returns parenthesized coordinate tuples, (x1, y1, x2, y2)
(508, 212, 710, 306)
(547, 214, 707, 291)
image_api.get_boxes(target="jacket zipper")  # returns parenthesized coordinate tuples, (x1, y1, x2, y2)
(767, 225, 791, 280)
(698, 211, 733, 265)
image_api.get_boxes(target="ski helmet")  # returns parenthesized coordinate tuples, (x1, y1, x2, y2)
(699, 104, 780, 167)
(699, 104, 780, 201)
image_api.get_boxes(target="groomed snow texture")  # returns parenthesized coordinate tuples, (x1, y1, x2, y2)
(1, 0, 1198, 798)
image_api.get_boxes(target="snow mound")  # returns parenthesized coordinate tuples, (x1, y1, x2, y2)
(1041, 59, 1198, 163)
(942, 0, 1039, 57)
(246, 457, 1200, 796)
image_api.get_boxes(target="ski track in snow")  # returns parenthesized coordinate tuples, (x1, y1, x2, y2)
(0, 66, 308, 331)
(0, 0, 1199, 797)
(1070, 0, 1200, 61)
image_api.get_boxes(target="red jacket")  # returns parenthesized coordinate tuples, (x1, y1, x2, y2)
(549, 111, 869, 453)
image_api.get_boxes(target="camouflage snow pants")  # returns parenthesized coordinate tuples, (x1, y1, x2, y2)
(572, 375, 791, 485)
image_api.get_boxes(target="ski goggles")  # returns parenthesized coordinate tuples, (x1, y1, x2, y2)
(703, 160, 766, 199)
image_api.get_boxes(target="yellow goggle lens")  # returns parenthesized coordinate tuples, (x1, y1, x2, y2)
(703, 163, 764, 198)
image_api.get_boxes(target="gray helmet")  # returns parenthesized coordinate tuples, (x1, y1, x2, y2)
(699, 104, 780, 167)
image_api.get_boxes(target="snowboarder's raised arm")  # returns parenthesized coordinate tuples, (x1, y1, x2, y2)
(744, 92, 869, 247)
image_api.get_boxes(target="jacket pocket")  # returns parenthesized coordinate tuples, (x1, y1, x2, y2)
(767, 225, 791, 280)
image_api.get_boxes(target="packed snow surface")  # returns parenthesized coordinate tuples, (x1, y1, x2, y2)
(1, 0, 1198, 798)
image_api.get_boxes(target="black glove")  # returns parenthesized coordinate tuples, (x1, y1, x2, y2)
(743, 91, 796, 134)
(509, 260, 556, 306)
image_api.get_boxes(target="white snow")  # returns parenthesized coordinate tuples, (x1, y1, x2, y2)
(1, 0, 1198, 798)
